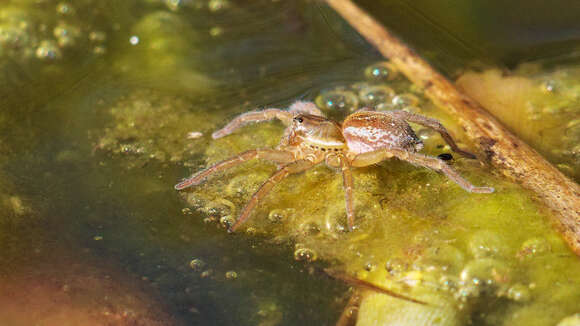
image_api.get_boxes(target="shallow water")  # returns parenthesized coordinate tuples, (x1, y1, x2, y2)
(0, 1, 579, 325)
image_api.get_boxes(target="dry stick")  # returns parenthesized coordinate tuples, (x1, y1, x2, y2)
(325, 0, 580, 255)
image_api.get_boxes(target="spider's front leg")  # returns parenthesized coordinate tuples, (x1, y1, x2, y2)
(174, 149, 295, 190)
(391, 110, 477, 159)
(351, 148, 494, 193)
(212, 109, 293, 139)
(211, 101, 324, 139)
(229, 159, 315, 232)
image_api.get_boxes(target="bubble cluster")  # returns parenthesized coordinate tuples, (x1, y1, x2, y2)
(0, 1, 111, 69)
(315, 61, 424, 120)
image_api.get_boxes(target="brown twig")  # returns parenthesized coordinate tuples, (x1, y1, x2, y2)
(325, 0, 580, 255)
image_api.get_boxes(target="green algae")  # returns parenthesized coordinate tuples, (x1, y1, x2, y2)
(94, 58, 580, 325)
(161, 63, 580, 325)
(96, 89, 222, 167)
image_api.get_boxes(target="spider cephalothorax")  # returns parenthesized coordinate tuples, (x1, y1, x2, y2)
(176, 101, 493, 232)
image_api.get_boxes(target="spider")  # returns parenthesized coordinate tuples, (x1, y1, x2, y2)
(175, 101, 494, 232)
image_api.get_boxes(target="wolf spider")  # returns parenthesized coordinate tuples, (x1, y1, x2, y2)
(175, 101, 494, 232)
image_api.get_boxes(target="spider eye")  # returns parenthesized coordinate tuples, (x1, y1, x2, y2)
(294, 117, 304, 123)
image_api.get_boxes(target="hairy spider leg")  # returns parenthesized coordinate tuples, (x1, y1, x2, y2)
(391, 111, 477, 159)
(351, 147, 494, 193)
(287, 101, 325, 117)
(174, 149, 295, 190)
(339, 156, 355, 230)
(211, 109, 294, 139)
(211, 102, 325, 139)
(229, 159, 314, 232)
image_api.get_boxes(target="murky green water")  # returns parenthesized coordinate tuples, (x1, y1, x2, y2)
(0, 1, 579, 325)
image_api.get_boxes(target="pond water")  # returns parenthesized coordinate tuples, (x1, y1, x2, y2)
(0, 1, 579, 325)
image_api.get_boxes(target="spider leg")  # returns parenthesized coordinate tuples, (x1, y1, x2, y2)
(339, 157, 356, 230)
(391, 110, 477, 159)
(351, 148, 494, 193)
(212, 102, 324, 139)
(229, 159, 315, 232)
(212, 109, 294, 139)
(174, 149, 295, 190)
(288, 101, 325, 117)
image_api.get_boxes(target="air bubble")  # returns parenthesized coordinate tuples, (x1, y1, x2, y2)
(268, 209, 286, 223)
(53, 22, 80, 48)
(35, 40, 61, 60)
(294, 247, 317, 262)
(542, 80, 557, 93)
(507, 283, 531, 302)
(165, 0, 183, 11)
(56, 2, 75, 16)
(417, 128, 436, 140)
(209, 26, 223, 37)
(219, 215, 235, 229)
(468, 230, 509, 258)
(364, 262, 376, 272)
(129, 35, 139, 45)
(89, 31, 107, 42)
(460, 258, 511, 286)
(517, 237, 551, 258)
(208, 0, 231, 12)
(93, 46, 106, 55)
(364, 61, 399, 82)
(391, 93, 420, 108)
(189, 258, 205, 271)
(298, 222, 320, 236)
(314, 89, 359, 116)
(438, 275, 459, 291)
(385, 257, 406, 276)
(358, 85, 395, 108)
(225, 270, 238, 280)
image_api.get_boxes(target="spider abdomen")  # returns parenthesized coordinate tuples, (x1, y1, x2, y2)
(342, 111, 423, 155)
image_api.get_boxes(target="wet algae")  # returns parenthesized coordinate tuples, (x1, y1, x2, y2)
(98, 60, 580, 325)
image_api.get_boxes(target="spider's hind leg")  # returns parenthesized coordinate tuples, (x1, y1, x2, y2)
(351, 148, 494, 193)
(391, 110, 477, 159)
(391, 149, 494, 193)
